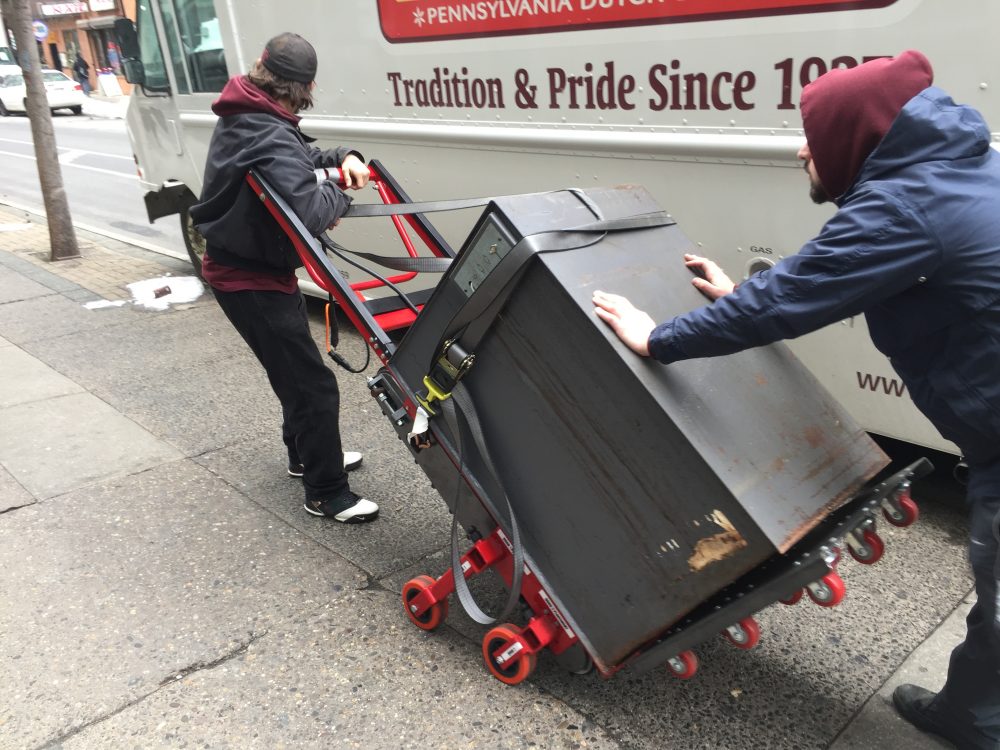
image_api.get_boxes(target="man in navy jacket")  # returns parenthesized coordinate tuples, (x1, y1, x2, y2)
(594, 51, 1000, 748)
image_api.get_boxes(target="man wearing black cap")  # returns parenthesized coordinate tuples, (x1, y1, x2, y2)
(594, 51, 1000, 749)
(191, 33, 379, 524)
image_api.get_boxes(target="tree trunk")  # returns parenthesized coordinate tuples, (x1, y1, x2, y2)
(2, 0, 80, 260)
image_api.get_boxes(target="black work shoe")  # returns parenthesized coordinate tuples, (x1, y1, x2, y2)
(287, 451, 363, 478)
(892, 684, 998, 750)
(303, 491, 379, 524)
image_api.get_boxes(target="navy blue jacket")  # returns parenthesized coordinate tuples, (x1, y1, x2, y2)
(648, 88, 1000, 465)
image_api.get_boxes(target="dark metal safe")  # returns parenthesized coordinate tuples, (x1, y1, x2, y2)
(390, 185, 888, 669)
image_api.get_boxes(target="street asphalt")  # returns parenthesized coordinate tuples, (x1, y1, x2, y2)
(0, 202, 974, 749)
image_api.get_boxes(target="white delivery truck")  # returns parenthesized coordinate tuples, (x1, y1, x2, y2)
(112, 0, 999, 455)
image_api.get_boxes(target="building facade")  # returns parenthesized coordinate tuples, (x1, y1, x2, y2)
(2, 0, 136, 95)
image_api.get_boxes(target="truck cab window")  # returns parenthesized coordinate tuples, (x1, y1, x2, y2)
(159, 0, 229, 93)
(135, 1, 169, 90)
(134, 0, 228, 95)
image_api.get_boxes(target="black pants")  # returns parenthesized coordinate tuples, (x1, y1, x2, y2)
(936, 460, 1000, 741)
(212, 288, 349, 502)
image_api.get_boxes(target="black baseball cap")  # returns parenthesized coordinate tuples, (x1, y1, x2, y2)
(261, 33, 317, 84)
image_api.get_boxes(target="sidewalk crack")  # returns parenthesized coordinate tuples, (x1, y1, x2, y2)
(36, 631, 267, 749)
(156, 630, 266, 687)
(0, 501, 37, 515)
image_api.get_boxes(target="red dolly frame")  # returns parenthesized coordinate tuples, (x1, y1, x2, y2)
(401, 527, 580, 685)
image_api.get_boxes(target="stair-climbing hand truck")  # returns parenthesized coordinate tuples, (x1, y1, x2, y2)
(247, 162, 932, 685)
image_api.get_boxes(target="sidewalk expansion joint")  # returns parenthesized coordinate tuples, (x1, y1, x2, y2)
(36, 631, 268, 750)
(360, 571, 390, 593)
(157, 630, 267, 687)
(0, 501, 37, 516)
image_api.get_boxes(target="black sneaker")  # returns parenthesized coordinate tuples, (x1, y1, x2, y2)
(892, 684, 997, 750)
(288, 451, 363, 478)
(303, 491, 379, 524)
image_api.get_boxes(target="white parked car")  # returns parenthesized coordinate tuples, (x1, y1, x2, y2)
(0, 69, 85, 117)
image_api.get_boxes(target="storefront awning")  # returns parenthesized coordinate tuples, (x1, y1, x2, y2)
(75, 15, 122, 30)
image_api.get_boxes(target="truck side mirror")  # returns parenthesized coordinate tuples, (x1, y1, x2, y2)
(121, 58, 145, 85)
(113, 18, 145, 85)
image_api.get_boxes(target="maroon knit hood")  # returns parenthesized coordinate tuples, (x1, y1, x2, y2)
(211, 75, 301, 125)
(801, 50, 934, 200)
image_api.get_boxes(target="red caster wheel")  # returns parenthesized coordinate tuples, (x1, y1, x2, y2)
(807, 570, 846, 607)
(722, 616, 760, 650)
(848, 529, 885, 565)
(666, 650, 699, 679)
(780, 589, 804, 605)
(402, 575, 448, 631)
(883, 492, 919, 527)
(482, 624, 537, 685)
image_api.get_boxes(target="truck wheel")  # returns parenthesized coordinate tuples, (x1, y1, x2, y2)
(179, 196, 207, 280)
(70, 105, 82, 115)
(0, 99, 8, 117)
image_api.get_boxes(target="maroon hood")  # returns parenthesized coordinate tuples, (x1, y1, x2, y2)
(801, 50, 934, 200)
(211, 75, 300, 125)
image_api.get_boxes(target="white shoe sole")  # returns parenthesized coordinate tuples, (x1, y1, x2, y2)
(303, 497, 379, 523)
(334, 498, 379, 523)
(288, 452, 363, 478)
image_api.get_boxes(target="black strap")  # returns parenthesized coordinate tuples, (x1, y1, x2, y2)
(341, 189, 631, 219)
(324, 241, 452, 273)
(438, 210, 675, 368)
(441, 384, 524, 626)
(344, 195, 495, 218)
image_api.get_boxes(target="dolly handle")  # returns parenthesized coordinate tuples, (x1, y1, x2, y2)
(316, 166, 374, 187)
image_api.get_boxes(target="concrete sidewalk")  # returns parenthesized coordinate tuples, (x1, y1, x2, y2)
(0, 204, 975, 749)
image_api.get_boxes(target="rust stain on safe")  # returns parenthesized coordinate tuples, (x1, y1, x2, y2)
(688, 510, 748, 572)
(803, 425, 826, 449)
(777, 452, 890, 552)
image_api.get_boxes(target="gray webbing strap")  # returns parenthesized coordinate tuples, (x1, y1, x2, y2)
(337, 190, 670, 270)
(323, 240, 452, 273)
(441, 384, 524, 626)
(344, 195, 494, 218)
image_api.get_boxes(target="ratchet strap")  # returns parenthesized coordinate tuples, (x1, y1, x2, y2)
(441, 383, 524, 626)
